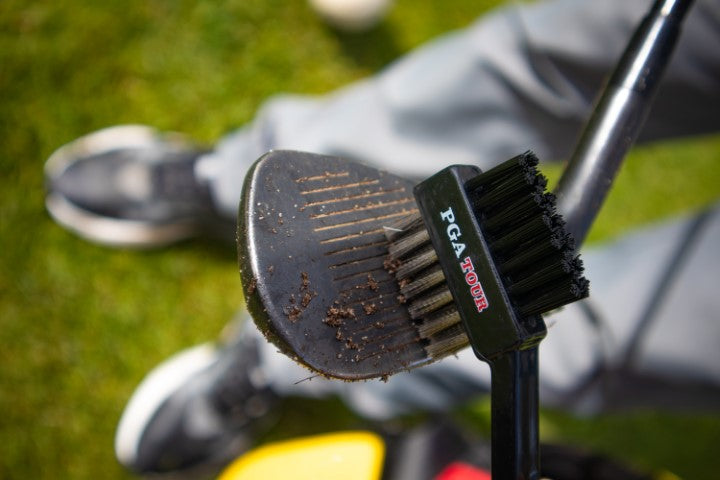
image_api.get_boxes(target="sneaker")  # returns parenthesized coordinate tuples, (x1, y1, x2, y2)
(114, 329, 278, 475)
(45, 125, 232, 248)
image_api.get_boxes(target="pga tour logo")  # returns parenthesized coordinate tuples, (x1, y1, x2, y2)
(440, 207, 490, 313)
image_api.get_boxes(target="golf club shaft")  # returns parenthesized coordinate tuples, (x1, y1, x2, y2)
(555, 0, 694, 246)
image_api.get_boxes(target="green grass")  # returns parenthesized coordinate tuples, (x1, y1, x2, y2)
(1, 1, 719, 479)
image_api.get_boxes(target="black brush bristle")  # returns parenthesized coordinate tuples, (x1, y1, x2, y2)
(470, 154, 589, 317)
(385, 152, 589, 361)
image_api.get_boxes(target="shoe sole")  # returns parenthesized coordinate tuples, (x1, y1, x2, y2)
(44, 125, 204, 248)
(45, 191, 200, 248)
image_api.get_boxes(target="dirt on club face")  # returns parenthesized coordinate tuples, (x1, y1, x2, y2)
(383, 258, 402, 274)
(284, 272, 317, 323)
(362, 303, 378, 315)
(324, 305, 356, 327)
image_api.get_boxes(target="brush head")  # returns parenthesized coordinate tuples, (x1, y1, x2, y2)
(389, 152, 589, 361)
(238, 150, 432, 380)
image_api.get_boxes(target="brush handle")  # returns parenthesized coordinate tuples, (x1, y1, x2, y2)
(555, 0, 694, 246)
(490, 347, 540, 480)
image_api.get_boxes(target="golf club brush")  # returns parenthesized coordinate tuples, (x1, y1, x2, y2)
(238, 150, 588, 480)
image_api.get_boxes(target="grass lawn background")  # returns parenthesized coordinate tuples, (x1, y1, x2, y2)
(1, 0, 719, 478)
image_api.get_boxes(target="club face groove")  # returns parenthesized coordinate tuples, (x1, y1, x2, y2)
(238, 150, 430, 380)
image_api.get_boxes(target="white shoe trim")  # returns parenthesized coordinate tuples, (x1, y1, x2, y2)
(114, 344, 218, 467)
(44, 125, 162, 180)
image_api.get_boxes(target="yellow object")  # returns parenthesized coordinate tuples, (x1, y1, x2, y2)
(655, 471, 682, 480)
(217, 431, 385, 480)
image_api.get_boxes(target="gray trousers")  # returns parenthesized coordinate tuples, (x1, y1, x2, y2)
(197, 0, 720, 418)
(251, 207, 720, 418)
(197, 0, 720, 217)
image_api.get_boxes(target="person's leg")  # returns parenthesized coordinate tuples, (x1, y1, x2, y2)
(252, 204, 720, 418)
(46, 0, 719, 243)
(201, 0, 720, 217)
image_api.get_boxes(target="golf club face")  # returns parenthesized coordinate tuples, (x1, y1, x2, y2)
(238, 150, 430, 380)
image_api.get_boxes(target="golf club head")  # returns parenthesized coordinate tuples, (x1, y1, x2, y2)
(238, 150, 431, 380)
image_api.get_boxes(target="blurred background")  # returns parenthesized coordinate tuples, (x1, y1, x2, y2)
(1, 0, 719, 478)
